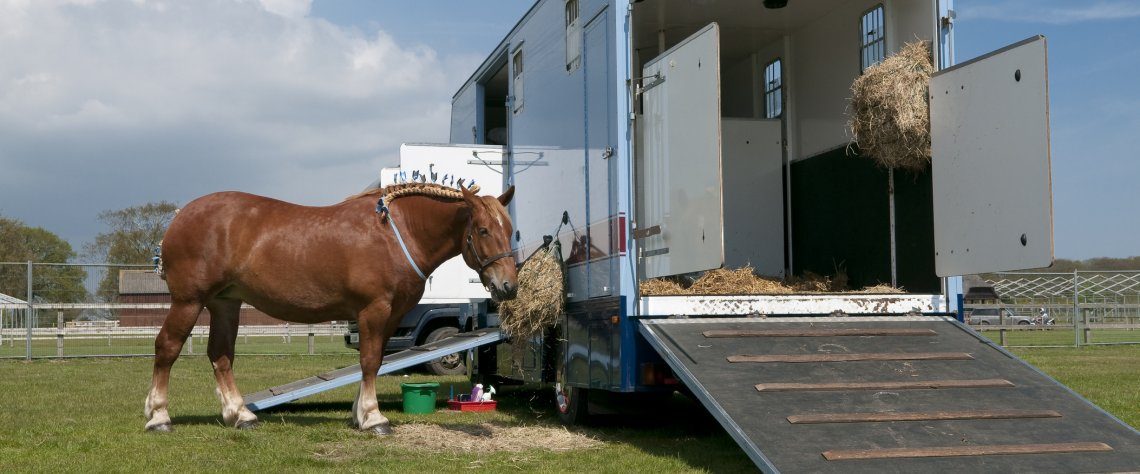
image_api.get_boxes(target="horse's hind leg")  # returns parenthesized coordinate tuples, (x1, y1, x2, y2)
(145, 300, 203, 432)
(206, 298, 259, 429)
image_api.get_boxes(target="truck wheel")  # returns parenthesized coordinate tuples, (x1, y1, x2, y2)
(423, 326, 466, 376)
(556, 383, 590, 425)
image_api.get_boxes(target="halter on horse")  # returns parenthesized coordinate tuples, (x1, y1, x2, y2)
(144, 183, 516, 434)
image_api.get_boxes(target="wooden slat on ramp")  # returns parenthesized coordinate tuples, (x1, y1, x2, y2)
(704, 328, 937, 338)
(822, 442, 1114, 461)
(730, 352, 973, 363)
(756, 378, 1015, 392)
(787, 409, 1062, 424)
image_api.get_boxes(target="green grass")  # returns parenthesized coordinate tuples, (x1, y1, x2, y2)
(976, 328, 1140, 347)
(0, 355, 750, 472)
(0, 347, 1136, 472)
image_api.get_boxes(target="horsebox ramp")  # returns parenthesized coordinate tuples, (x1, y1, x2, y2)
(243, 328, 502, 411)
(639, 316, 1140, 473)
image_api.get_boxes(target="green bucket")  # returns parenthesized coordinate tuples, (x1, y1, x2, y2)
(400, 382, 439, 414)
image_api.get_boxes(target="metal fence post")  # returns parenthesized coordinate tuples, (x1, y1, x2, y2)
(308, 330, 315, 355)
(1073, 271, 1081, 347)
(26, 261, 33, 360)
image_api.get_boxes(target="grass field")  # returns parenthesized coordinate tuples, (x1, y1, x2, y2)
(1, 346, 1137, 472)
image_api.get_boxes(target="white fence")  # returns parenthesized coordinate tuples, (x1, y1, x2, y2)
(969, 271, 1140, 347)
(0, 262, 355, 359)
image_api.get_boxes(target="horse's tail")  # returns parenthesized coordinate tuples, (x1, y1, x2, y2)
(153, 240, 166, 280)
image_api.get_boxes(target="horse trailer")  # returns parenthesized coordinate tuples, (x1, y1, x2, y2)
(245, 0, 1140, 470)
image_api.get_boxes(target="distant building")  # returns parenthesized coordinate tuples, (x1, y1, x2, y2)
(962, 275, 1001, 306)
(116, 270, 282, 326)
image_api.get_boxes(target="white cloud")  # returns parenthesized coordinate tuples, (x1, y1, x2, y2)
(0, 0, 471, 248)
(257, 0, 311, 19)
(958, 0, 1140, 24)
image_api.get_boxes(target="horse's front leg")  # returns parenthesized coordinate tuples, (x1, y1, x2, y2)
(352, 301, 393, 435)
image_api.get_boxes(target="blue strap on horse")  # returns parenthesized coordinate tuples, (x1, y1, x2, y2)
(376, 198, 427, 281)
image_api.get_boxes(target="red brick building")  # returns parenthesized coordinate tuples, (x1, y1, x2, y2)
(115, 270, 283, 327)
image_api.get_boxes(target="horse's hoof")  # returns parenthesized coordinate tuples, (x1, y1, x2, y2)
(146, 423, 173, 433)
(370, 423, 393, 436)
(236, 420, 260, 430)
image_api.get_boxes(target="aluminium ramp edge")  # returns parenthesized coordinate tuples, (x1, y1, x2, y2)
(638, 317, 1140, 473)
(243, 328, 503, 411)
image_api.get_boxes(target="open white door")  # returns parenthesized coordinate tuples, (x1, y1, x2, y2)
(638, 23, 723, 279)
(931, 36, 1053, 277)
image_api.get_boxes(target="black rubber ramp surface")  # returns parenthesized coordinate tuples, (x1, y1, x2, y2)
(640, 317, 1140, 473)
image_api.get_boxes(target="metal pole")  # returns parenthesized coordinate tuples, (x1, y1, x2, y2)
(888, 168, 897, 288)
(308, 331, 315, 355)
(26, 261, 33, 360)
(56, 311, 63, 357)
(1073, 271, 1081, 347)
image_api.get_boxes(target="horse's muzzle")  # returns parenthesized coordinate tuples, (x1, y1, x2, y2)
(490, 281, 518, 302)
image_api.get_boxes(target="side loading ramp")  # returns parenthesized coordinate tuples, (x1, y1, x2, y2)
(243, 328, 502, 411)
(639, 316, 1140, 473)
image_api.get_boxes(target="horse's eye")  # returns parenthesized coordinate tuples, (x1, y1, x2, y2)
(479, 227, 489, 237)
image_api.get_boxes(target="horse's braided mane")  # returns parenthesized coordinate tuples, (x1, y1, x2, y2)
(346, 182, 482, 209)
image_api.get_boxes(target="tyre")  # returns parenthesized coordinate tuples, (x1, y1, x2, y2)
(1017, 320, 1030, 325)
(978, 320, 990, 325)
(556, 383, 590, 425)
(423, 326, 466, 376)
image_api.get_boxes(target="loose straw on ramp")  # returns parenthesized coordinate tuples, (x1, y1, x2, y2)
(640, 266, 903, 296)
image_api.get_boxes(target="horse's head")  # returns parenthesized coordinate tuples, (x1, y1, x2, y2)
(460, 185, 518, 302)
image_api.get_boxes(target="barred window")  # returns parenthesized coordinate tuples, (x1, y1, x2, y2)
(860, 5, 885, 73)
(512, 46, 524, 112)
(763, 58, 783, 118)
(565, 0, 581, 71)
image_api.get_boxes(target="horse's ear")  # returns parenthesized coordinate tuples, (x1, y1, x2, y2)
(498, 185, 515, 206)
(460, 183, 477, 203)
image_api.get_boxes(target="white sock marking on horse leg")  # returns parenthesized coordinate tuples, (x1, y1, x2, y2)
(144, 385, 171, 429)
(353, 383, 387, 430)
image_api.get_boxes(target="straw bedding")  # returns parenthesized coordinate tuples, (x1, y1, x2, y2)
(848, 40, 934, 171)
(386, 422, 601, 454)
(639, 265, 903, 296)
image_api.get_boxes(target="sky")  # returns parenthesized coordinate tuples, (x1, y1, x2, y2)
(0, 0, 1137, 262)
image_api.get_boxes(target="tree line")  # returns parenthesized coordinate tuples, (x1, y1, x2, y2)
(0, 202, 177, 305)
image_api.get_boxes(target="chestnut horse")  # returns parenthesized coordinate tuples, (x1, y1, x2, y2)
(144, 183, 517, 434)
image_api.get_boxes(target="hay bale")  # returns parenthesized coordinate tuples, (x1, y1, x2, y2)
(848, 40, 933, 171)
(498, 244, 564, 339)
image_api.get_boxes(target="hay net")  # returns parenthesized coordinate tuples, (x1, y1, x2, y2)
(498, 240, 566, 340)
(848, 40, 933, 172)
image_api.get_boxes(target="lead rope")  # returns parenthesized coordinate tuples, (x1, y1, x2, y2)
(377, 199, 427, 281)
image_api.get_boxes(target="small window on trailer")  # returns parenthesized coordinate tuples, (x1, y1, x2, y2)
(860, 5, 885, 73)
(763, 58, 782, 118)
(512, 45, 524, 113)
(565, 0, 580, 71)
